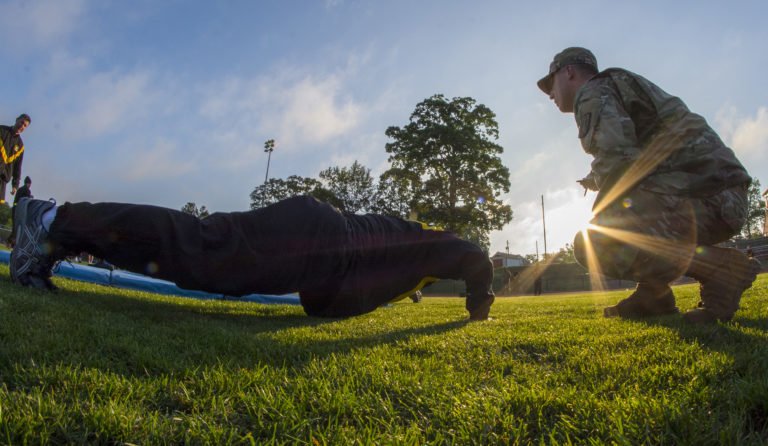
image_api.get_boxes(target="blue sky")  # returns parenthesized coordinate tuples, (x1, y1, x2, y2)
(2, 0, 766, 256)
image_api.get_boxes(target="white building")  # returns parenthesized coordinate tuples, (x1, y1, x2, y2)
(490, 252, 529, 268)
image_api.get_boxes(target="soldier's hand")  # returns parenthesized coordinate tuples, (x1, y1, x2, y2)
(577, 176, 598, 194)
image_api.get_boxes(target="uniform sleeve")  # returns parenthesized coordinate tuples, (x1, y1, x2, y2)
(12, 151, 23, 189)
(574, 82, 641, 191)
(0, 127, 9, 157)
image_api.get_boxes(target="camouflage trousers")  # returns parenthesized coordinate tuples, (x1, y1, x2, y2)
(574, 184, 748, 283)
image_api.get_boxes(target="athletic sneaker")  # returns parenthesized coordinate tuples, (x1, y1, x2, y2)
(9, 198, 60, 291)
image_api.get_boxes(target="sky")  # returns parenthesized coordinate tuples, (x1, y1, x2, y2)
(2, 0, 767, 257)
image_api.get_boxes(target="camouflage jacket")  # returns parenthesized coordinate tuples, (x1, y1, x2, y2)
(573, 68, 750, 197)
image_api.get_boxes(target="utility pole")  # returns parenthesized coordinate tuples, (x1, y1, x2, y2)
(535, 240, 539, 262)
(541, 194, 548, 259)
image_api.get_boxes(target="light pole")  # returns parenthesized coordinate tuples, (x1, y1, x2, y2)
(262, 139, 275, 206)
(263, 139, 275, 184)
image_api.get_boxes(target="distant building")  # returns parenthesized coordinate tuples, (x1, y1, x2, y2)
(490, 252, 529, 268)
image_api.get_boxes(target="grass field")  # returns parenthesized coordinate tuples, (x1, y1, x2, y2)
(1, 265, 767, 445)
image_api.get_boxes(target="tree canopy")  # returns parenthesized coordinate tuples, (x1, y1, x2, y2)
(180, 202, 210, 219)
(0, 202, 11, 227)
(246, 94, 515, 251)
(383, 94, 513, 250)
(318, 161, 375, 214)
(369, 168, 418, 219)
(742, 177, 766, 239)
(250, 175, 323, 210)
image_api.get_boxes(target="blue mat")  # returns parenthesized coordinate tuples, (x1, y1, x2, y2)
(0, 250, 300, 305)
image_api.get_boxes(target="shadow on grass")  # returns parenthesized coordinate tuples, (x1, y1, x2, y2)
(0, 278, 469, 380)
(603, 274, 768, 350)
(60, 285, 327, 333)
(632, 311, 768, 352)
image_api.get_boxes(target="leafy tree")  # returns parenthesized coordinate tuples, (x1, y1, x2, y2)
(0, 202, 12, 234)
(524, 253, 539, 264)
(180, 202, 210, 219)
(318, 161, 375, 214)
(307, 186, 345, 211)
(370, 168, 418, 219)
(742, 177, 766, 238)
(384, 94, 513, 250)
(553, 243, 576, 264)
(0, 202, 11, 225)
(250, 175, 322, 209)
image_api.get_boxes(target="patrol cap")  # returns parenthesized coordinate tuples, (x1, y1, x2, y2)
(537, 47, 598, 94)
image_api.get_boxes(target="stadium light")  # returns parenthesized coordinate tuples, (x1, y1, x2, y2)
(263, 139, 275, 184)
(262, 139, 276, 207)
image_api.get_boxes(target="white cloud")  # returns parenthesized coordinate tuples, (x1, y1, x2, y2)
(199, 71, 363, 157)
(45, 51, 91, 81)
(277, 76, 362, 145)
(510, 151, 552, 186)
(54, 70, 157, 139)
(0, 0, 86, 48)
(715, 106, 768, 159)
(118, 138, 196, 181)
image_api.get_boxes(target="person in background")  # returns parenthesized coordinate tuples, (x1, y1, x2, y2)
(13, 176, 33, 206)
(0, 114, 31, 204)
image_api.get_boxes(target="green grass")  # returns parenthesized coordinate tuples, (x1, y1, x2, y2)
(1, 266, 767, 445)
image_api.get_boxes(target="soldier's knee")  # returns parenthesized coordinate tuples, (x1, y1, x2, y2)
(573, 231, 588, 268)
(572, 229, 638, 280)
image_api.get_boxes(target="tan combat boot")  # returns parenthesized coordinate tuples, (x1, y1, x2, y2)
(604, 281, 679, 318)
(683, 246, 761, 324)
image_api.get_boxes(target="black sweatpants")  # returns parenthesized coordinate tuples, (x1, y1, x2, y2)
(0, 180, 8, 204)
(48, 196, 493, 318)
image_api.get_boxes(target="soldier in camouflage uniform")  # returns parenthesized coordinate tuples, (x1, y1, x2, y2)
(537, 47, 760, 324)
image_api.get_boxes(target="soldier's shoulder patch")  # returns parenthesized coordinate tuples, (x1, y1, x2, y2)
(578, 112, 591, 138)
